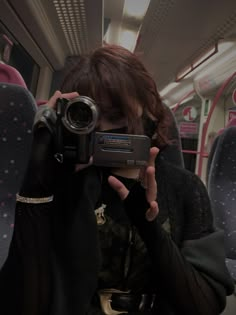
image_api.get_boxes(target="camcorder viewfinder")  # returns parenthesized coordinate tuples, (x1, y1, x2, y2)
(54, 96, 151, 167)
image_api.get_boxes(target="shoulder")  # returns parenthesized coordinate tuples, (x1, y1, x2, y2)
(155, 157, 215, 242)
(156, 156, 204, 190)
(156, 157, 211, 213)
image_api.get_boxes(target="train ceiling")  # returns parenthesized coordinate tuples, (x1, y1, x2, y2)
(135, 0, 236, 90)
(1, 0, 236, 92)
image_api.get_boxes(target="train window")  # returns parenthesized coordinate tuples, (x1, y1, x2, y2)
(9, 43, 40, 95)
(0, 23, 39, 96)
(0, 33, 13, 63)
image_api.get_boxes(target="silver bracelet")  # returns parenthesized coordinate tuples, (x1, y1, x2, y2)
(16, 194, 54, 204)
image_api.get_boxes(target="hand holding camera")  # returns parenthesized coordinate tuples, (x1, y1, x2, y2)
(19, 91, 79, 197)
(35, 91, 151, 169)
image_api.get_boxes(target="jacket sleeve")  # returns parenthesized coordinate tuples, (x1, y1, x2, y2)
(123, 175, 235, 315)
(0, 167, 102, 315)
(0, 202, 52, 315)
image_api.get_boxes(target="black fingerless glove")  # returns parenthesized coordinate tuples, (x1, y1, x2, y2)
(19, 127, 57, 197)
(123, 182, 150, 226)
(123, 182, 166, 245)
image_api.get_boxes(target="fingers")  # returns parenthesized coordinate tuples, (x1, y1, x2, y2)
(61, 92, 79, 99)
(138, 146, 159, 192)
(108, 173, 159, 222)
(139, 147, 159, 217)
(148, 147, 159, 167)
(108, 176, 129, 201)
(145, 200, 159, 221)
(138, 147, 159, 181)
(146, 147, 159, 201)
(47, 91, 62, 108)
(146, 165, 157, 203)
(47, 90, 79, 109)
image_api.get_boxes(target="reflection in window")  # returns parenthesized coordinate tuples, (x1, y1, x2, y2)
(0, 22, 40, 96)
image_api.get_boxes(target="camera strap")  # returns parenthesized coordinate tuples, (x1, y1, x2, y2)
(33, 105, 57, 134)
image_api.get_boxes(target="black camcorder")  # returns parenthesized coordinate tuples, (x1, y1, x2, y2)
(54, 96, 151, 167)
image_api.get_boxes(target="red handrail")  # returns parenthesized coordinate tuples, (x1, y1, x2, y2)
(181, 150, 208, 157)
(197, 71, 236, 177)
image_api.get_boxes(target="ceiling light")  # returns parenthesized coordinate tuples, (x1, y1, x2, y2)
(124, 0, 150, 19)
(119, 29, 137, 51)
(160, 82, 180, 97)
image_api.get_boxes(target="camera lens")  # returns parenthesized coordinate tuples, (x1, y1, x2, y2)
(63, 96, 98, 134)
(67, 102, 93, 128)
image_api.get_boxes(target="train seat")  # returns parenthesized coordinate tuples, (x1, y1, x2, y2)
(0, 82, 36, 268)
(159, 104, 184, 168)
(208, 125, 236, 281)
(206, 134, 220, 186)
(0, 63, 27, 89)
(206, 117, 236, 186)
(227, 117, 236, 127)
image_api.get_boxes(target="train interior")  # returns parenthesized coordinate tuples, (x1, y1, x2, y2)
(0, 0, 236, 314)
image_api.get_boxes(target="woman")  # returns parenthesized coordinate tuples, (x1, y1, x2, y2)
(0, 45, 234, 315)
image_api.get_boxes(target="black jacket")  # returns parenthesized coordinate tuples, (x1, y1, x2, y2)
(0, 157, 234, 315)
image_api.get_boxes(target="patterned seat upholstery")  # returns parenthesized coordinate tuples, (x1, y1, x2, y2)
(206, 118, 236, 186)
(0, 83, 36, 268)
(208, 126, 236, 281)
(206, 135, 220, 186)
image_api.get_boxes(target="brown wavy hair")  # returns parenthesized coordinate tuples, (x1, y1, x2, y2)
(61, 45, 169, 148)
